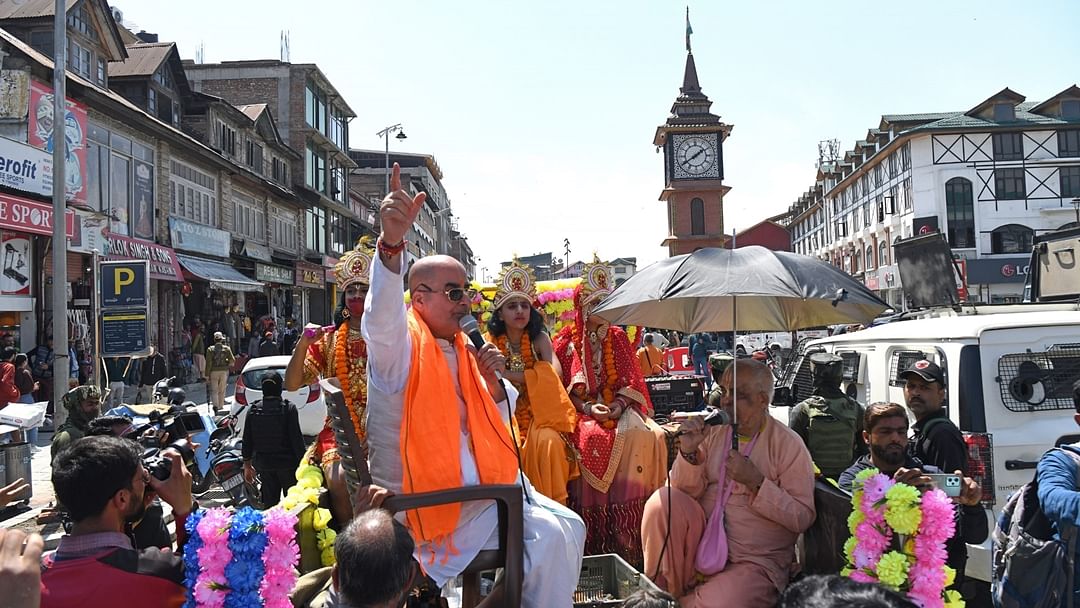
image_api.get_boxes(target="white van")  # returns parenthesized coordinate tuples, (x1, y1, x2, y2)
(776, 306, 1080, 585)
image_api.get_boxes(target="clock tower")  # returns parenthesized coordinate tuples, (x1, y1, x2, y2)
(655, 28, 733, 256)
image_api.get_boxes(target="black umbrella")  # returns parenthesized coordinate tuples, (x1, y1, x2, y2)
(591, 246, 889, 444)
(591, 246, 889, 333)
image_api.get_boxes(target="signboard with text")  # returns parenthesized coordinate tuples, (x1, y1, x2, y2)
(28, 80, 87, 205)
(100, 260, 149, 308)
(169, 217, 230, 257)
(101, 310, 149, 356)
(255, 263, 294, 285)
(295, 260, 325, 288)
(106, 234, 183, 282)
(0, 193, 74, 237)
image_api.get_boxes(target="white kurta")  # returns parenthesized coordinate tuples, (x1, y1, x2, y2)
(362, 256, 586, 607)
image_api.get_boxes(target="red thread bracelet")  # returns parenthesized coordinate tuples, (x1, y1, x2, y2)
(378, 238, 407, 256)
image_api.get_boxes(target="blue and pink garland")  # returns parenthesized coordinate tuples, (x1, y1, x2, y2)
(182, 506, 300, 608)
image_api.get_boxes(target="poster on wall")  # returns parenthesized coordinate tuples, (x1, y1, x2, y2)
(132, 160, 154, 240)
(28, 80, 88, 205)
(0, 231, 31, 296)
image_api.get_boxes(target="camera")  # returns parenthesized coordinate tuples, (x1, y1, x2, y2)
(143, 439, 196, 481)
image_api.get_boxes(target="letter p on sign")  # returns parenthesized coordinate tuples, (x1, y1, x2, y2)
(114, 267, 135, 295)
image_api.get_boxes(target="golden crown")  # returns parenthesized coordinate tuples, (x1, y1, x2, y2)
(493, 258, 537, 309)
(334, 237, 375, 290)
(580, 254, 613, 305)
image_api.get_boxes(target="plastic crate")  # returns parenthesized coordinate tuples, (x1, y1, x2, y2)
(574, 554, 663, 607)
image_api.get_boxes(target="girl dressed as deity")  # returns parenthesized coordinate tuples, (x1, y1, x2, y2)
(284, 239, 373, 525)
(552, 257, 668, 569)
(484, 259, 578, 505)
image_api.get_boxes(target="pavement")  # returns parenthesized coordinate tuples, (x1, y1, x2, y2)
(0, 377, 237, 547)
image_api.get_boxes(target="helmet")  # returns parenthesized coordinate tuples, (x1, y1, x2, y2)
(168, 387, 187, 405)
(809, 352, 844, 384)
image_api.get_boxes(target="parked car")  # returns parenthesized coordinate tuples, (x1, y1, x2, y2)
(230, 355, 326, 437)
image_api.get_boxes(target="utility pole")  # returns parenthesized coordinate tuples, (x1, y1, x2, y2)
(563, 238, 571, 274)
(52, 0, 69, 426)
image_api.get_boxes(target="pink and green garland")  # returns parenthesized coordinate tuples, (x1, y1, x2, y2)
(843, 468, 964, 608)
(182, 506, 300, 608)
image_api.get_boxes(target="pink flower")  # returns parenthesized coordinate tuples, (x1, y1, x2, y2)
(862, 473, 895, 503)
(848, 570, 879, 584)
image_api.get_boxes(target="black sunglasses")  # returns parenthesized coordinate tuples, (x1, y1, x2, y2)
(415, 283, 477, 302)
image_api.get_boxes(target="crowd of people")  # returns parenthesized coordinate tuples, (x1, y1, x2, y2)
(3, 161, 1079, 608)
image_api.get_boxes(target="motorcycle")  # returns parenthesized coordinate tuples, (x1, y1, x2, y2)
(204, 405, 261, 509)
(152, 376, 185, 404)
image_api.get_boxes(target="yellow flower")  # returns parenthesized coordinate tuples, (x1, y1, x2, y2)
(320, 546, 336, 567)
(875, 551, 909, 589)
(843, 537, 858, 562)
(944, 589, 965, 607)
(885, 503, 922, 535)
(944, 566, 956, 588)
(847, 508, 865, 533)
(854, 467, 880, 483)
(904, 537, 916, 555)
(885, 483, 920, 507)
(316, 527, 337, 550)
(296, 464, 323, 483)
(313, 507, 333, 531)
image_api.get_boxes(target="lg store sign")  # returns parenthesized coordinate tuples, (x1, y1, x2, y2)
(1000, 263, 1030, 279)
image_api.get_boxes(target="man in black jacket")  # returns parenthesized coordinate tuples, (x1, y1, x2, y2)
(242, 373, 305, 506)
(137, 346, 167, 404)
(900, 359, 988, 589)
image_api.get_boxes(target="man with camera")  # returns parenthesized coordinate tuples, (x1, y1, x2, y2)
(42, 435, 196, 607)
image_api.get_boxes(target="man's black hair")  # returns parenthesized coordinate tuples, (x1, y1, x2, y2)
(52, 436, 142, 522)
(622, 588, 677, 608)
(0, 346, 16, 361)
(335, 509, 416, 607)
(777, 575, 917, 608)
(86, 415, 134, 437)
(486, 304, 545, 341)
(261, 372, 283, 398)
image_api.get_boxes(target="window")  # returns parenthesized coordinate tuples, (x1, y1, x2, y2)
(1063, 101, 1080, 120)
(246, 140, 263, 174)
(329, 211, 348, 254)
(330, 163, 346, 202)
(1060, 129, 1080, 158)
(305, 82, 326, 133)
(86, 125, 155, 237)
(945, 178, 975, 248)
(306, 144, 326, 192)
(170, 160, 217, 225)
(995, 168, 1026, 200)
(329, 107, 347, 150)
(269, 205, 298, 252)
(865, 245, 875, 270)
(874, 165, 882, 188)
(878, 241, 889, 267)
(993, 133, 1024, 161)
(852, 249, 861, 273)
(67, 4, 97, 40)
(96, 58, 106, 86)
(153, 68, 171, 89)
(863, 202, 871, 228)
(147, 88, 157, 114)
(272, 157, 287, 183)
(305, 206, 326, 253)
(901, 143, 911, 170)
(1061, 166, 1080, 198)
(902, 178, 913, 211)
(887, 153, 897, 178)
(991, 224, 1034, 254)
(69, 41, 92, 79)
(690, 198, 705, 235)
(993, 103, 1016, 122)
(233, 192, 265, 241)
(218, 122, 236, 156)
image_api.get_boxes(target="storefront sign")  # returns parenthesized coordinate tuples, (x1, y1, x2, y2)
(0, 231, 31, 296)
(864, 275, 879, 291)
(101, 309, 150, 356)
(0, 192, 75, 237)
(255, 263, 294, 285)
(100, 260, 149, 308)
(244, 241, 272, 262)
(0, 136, 49, 197)
(28, 80, 87, 205)
(322, 255, 339, 283)
(106, 234, 183, 282)
(294, 261, 325, 288)
(913, 216, 940, 236)
(169, 217, 230, 257)
(131, 160, 155, 241)
(965, 257, 1030, 284)
(68, 210, 109, 254)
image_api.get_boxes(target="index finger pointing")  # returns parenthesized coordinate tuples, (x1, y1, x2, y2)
(390, 162, 401, 192)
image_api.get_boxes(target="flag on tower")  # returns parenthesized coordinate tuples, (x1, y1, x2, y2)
(685, 6, 693, 52)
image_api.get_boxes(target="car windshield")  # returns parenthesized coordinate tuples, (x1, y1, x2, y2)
(242, 367, 291, 390)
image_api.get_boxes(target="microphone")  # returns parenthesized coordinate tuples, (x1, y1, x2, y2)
(671, 408, 731, 435)
(459, 316, 502, 380)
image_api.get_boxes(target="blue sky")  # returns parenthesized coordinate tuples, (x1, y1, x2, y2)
(126, 0, 1079, 277)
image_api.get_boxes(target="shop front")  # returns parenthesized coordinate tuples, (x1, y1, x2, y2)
(965, 257, 1029, 304)
(294, 260, 325, 327)
(254, 262, 296, 346)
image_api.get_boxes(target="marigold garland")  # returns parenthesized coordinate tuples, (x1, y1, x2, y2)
(333, 323, 365, 441)
(843, 468, 963, 608)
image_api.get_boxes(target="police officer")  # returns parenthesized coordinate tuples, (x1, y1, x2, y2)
(788, 353, 866, 480)
(241, 373, 305, 506)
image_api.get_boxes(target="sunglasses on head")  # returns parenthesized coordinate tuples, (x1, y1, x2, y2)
(415, 283, 477, 302)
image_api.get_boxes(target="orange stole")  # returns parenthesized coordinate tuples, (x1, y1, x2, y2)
(523, 361, 576, 434)
(401, 311, 519, 557)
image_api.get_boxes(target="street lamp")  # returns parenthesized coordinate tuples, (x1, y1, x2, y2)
(377, 123, 407, 195)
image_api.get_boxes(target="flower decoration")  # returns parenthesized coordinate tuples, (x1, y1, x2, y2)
(281, 463, 337, 567)
(183, 507, 301, 608)
(843, 469, 962, 608)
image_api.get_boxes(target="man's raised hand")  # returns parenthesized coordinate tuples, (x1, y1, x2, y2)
(380, 163, 427, 246)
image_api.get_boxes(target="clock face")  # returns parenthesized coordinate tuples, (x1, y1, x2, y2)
(672, 133, 720, 179)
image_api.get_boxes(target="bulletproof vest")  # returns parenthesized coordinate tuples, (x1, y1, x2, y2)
(799, 394, 860, 479)
(248, 396, 288, 453)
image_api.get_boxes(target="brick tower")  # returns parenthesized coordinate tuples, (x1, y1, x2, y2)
(654, 21, 733, 256)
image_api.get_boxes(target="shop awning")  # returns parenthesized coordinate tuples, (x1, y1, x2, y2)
(176, 254, 264, 293)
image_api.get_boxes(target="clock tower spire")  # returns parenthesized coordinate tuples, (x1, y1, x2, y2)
(655, 12, 733, 256)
